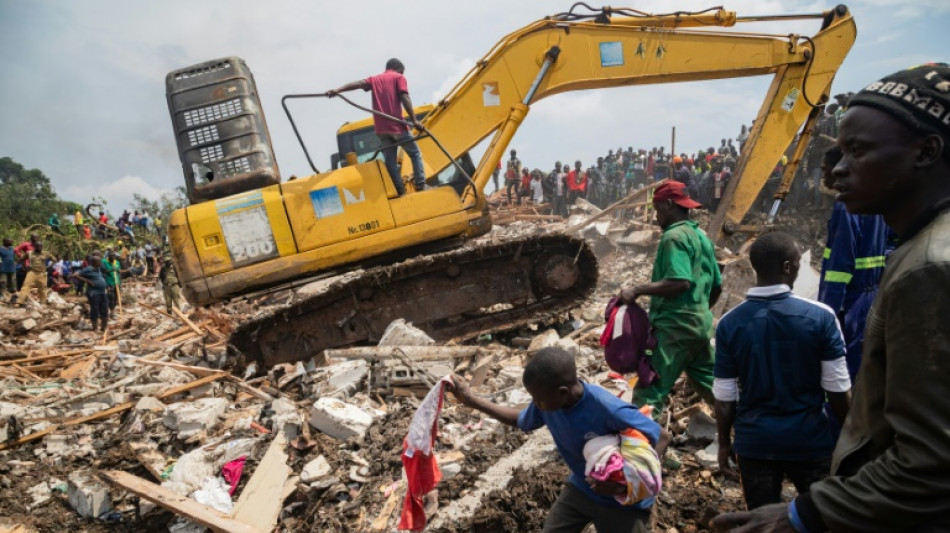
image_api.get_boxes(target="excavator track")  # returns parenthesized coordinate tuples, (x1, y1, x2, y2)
(230, 234, 598, 368)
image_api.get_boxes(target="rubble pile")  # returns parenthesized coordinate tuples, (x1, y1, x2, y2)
(0, 198, 829, 532)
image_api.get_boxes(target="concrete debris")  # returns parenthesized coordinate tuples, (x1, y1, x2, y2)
(322, 359, 368, 395)
(269, 397, 303, 439)
(133, 396, 165, 412)
(613, 229, 659, 250)
(695, 441, 720, 471)
(18, 318, 36, 332)
(309, 398, 382, 441)
(378, 318, 436, 346)
(686, 408, 718, 442)
(300, 455, 332, 483)
(163, 397, 228, 439)
(36, 330, 62, 347)
(67, 471, 113, 519)
(527, 329, 560, 354)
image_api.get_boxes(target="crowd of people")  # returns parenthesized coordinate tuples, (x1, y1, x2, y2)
(1, 232, 182, 331)
(495, 133, 779, 216)
(48, 208, 160, 244)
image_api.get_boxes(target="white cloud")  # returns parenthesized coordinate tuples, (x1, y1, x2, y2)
(431, 58, 478, 104)
(64, 175, 172, 215)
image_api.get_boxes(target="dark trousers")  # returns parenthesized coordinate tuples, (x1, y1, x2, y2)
(506, 179, 520, 205)
(107, 286, 118, 313)
(543, 483, 650, 533)
(0, 272, 15, 294)
(87, 292, 109, 321)
(737, 455, 831, 510)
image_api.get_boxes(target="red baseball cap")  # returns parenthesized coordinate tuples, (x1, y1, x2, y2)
(653, 181, 701, 209)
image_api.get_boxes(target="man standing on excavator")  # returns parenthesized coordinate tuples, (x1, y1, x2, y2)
(327, 58, 426, 196)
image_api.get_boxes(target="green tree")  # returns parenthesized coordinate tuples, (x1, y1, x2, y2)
(0, 157, 79, 233)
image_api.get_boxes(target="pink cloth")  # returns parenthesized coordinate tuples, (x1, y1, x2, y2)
(589, 452, 626, 484)
(221, 456, 247, 495)
(366, 70, 410, 135)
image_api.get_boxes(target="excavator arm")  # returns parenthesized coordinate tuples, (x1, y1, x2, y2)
(410, 5, 856, 241)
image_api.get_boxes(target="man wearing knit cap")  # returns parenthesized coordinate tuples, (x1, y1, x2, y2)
(713, 63, 950, 532)
(620, 181, 721, 418)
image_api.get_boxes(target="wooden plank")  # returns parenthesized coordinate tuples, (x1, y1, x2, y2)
(230, 431, 290, 531)
(567, 179, 668, 233)
(59, 356, 96, 380)
(173, 307, 204, 336)
(323, 345, 483, 362)
(0, 373, 226, 451)
(100, 470, 262, 533)
(153, 324, 193, 341)
(370, 482, 405, 531)
(11, 364, 41, 381)
(129, 358, 224, 378)
(128, 359, 274, 401)
(0, 349, 93, 367)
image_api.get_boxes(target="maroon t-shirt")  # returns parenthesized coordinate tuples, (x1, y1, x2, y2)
(365, 70, 409, 135)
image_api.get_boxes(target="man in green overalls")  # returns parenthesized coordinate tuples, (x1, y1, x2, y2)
(621, 181, 721, 417)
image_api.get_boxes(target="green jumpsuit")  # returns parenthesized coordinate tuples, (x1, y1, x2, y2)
(634, 220, 721, 416)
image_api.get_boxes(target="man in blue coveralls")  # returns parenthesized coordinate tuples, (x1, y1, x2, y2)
(817, 141, 894, 380)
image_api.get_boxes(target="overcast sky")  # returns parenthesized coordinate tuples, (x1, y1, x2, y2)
(1, 0, 947, 210)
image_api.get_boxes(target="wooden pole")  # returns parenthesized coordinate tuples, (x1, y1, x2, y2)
(566, 179, 667, 233)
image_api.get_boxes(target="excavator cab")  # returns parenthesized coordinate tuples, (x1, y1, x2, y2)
(330, 105, 434, 170)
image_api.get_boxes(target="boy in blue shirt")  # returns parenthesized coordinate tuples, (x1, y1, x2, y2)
(71, 254, 109, 332)
(450, 347, 664, 532)
(714, 232, 851, 510)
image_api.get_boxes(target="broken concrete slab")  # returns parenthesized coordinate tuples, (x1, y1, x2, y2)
(36, 330, 62, 347)
(378, 319, 435, 347)
(686, 409, 717, 441)
(555, 337, 580, 358)
(695, 441, 719, 471)
(45, 433, 73, 455)
(324, 359, 368, 395)
(163, 397, 228, 439)
(18, 318, 36, 332)
(300, 455, 331, 483)
(67, 471, 113, 519)
(613, 229, 659, 250)
(309, 398, 381, 441)
(502, 388, 533, 409)
(134, 396, 166, 412)
(269, 397, 302, 439)
(527, 329, 560, 354)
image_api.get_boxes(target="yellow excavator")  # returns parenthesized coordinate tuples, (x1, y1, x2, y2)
(165, 4, 856, 367)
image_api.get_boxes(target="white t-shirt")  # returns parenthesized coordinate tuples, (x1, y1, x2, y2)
(531, 179, 544, 203)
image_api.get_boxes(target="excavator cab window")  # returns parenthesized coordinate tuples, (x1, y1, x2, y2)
(331, 109, 432, 169)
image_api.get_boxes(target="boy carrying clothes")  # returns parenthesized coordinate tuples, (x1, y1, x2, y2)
(450, 347, 665, 533)
(71, 254, 109, 332)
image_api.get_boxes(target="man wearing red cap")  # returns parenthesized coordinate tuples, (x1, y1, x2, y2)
(620, 181, 721, 417)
